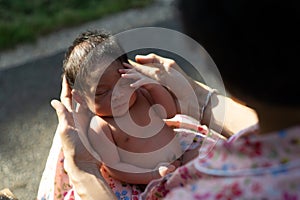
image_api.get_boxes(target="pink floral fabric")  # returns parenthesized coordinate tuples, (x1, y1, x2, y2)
(141, 125, 300, 200)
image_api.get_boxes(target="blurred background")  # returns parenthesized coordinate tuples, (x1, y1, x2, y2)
(0, 0, 218, 199)
(0, 0, 153, 51)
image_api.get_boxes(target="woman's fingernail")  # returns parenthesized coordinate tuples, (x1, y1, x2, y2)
(198, 126, 206, 133)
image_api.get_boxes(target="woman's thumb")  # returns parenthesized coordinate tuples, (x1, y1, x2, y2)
(51, 99, 65, 114)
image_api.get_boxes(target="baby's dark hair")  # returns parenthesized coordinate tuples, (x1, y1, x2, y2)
(63, 30, 128, 89)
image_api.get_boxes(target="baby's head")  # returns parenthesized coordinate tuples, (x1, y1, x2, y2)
(63, 30, 128, 88)
(63, 30, 136, 117)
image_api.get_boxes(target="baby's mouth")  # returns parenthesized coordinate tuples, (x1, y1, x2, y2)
(112, 102, 127, 111)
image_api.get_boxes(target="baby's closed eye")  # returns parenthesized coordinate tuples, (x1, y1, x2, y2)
(95, 89, 110, 96)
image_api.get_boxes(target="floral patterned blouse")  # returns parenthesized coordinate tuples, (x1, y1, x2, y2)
(141, 125, 300, 200)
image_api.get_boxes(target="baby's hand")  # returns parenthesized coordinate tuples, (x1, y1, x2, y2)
(119, 65, 158, 90)
(158, 165, 176, 177)
(163, 114, 209, 135)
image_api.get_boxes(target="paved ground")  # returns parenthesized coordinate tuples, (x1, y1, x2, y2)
(0, 1, 183, 199)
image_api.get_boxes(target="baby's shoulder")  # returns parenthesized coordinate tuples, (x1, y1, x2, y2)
(90, 115, 106, 125)
(89, 115, 111, 133)
(136, 88, 153, 105)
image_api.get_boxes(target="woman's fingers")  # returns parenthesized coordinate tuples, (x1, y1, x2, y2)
(60, 75, 73, 112)
(51, 99, 76, 135)
(120, 66, 159, 89)
(51, 99, 74, 124)
(136, 54, 186, 77)
(51, 99, 67, 118)
(73, 104, 91, 136)
(127, 60, 161, 81)
(135, 53, 164, 64)
(126, 60, 151, 73)
(131, 54, 184, 80)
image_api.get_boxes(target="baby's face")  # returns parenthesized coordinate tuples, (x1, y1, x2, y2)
(85, 61, 137, 117)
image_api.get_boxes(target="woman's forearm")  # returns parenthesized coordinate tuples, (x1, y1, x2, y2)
(128, 55, 258, 137)
(64, 155, 115, 200)
(188, 79, 258, 137)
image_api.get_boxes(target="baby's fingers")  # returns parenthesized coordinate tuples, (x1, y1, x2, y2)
(119, 68, 131, 74)
(129, 79, 145, 88)
(121, 72, 140, 80)
(163, 118, 180, 128)
(122, 62, 134, 69)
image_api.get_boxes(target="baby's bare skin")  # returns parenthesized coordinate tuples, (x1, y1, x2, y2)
(102, 91, 182, 169)
(85, 63, 182, 184)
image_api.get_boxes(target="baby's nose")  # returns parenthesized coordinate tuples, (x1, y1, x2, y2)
(111, 90, 124, 101)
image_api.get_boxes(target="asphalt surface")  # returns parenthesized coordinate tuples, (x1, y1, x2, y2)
(0, 53, 63, 199)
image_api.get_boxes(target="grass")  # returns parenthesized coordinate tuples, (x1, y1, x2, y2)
(0, 0, 153, 51)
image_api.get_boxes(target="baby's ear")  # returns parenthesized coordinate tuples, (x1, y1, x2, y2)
(71, 89, 86, 106)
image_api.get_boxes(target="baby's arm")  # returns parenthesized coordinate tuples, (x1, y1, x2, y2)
(120, 67, 177, 118)
(88, 116, 171, 184)
(103, 164, 176, 185)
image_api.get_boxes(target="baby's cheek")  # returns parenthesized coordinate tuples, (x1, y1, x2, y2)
(129, 91, 137, 106)
(122, 85, 136, 99)
(94, 97, 110, 111)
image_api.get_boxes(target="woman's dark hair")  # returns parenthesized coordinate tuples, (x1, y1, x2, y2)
(178, 0, 299, 106)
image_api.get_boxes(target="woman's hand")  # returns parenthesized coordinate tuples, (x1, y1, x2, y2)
(127, 53, 201, 102)
(51, 76, 114, 200)
(51, 76, 101, 172)
(127, 53, 200, 117)
(119, 67, 158, 90)
(127, 54, 191, 90)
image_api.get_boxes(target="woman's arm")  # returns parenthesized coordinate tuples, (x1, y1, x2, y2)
(184, 79, 258, 138)
(51, 100, 115, 200)
(51, 76, 115, 200)
(129, 54, 258, 137)
(63, 152, 115, 200)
